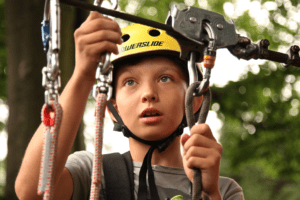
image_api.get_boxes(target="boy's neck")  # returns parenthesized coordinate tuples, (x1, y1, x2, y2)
(129, 137, 183, 168)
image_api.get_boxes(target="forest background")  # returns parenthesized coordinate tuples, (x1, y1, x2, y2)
(0, 0, 300, 199)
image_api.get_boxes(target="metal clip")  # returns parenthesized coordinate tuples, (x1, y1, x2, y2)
(92, 0, 118, 101)
(92, 57, 113, 100)
(94, 0, 118, 10)
(41, 0, 61, 106)
(193, 22, 216, 97)
(42, 66, 61, 106)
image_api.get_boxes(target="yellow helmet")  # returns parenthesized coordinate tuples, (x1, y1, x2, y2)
(111, 24, 181, 63)
(111, 24, 204, 84)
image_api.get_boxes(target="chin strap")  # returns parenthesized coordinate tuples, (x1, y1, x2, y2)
(107, 101, 184, 200)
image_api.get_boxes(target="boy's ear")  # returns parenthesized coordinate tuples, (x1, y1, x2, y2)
(193, 95, 203, 114)
(106, 98, 119, 123)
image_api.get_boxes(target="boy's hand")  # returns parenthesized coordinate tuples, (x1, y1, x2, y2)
(181, 124, 223, 199)
(73, 11, 123, 83)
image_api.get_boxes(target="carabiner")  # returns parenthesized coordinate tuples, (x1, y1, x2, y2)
(92, 0, 118, 101)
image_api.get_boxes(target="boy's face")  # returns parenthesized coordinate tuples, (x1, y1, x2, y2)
(113, 56, 188, 141)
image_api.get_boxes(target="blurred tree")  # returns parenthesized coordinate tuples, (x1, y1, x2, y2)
(5, 1, 45, 199)
(0, 0, 5, 198)
(4, 0, 89, 199)
(60, 3, 89, 153)
(0, 0, 5, 102)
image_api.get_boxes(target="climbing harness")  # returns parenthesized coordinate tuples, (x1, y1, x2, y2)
(38, 0, 63, 200)
(39, 0, 300, 199)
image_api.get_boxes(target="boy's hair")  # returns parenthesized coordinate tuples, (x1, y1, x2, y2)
(111, 54, 189, 98)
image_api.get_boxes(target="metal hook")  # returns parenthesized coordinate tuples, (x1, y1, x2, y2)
(94, 0, 118, 75)
(92, 0, 118, 101)
(41, 0, 61, 106)
(187, 51, 199, 87)
(194, 22, 216, 96)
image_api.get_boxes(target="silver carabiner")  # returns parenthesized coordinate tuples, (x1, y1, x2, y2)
(95, 0, 118, 75)
(94, 0, 118, 10)
(93, 0, 118, 101)
(42, 0, 61, 106)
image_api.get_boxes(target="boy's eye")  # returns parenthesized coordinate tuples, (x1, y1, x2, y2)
(160, 76, 172, 83)
(125, 80, 136, 86)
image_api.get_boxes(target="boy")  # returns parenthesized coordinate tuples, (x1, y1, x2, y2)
(15, 12, 244, 200)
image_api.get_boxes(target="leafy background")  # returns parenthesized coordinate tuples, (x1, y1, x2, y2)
(1, 0, 300, 199)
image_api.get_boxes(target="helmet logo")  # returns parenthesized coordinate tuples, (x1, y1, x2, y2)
(120, 41, 164, 53)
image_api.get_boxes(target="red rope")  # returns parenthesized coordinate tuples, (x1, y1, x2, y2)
(90, 93, 107, 200)
(38, 102, 63, 200)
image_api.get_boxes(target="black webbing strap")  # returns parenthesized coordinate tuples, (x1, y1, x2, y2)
(103, 152, 134, 200)
(60, 0, 173, 33)
(123, 152, 135, 200)
(137, 146, 160, 200)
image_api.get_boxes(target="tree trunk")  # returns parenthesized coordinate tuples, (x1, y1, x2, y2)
(60, 3, 89, 153)
(5, 1, 89, 199)
(5, 1, 45, 199)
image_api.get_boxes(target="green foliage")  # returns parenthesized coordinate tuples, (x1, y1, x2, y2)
(215, 63, 300, 198)
(0, 158, 5, 199)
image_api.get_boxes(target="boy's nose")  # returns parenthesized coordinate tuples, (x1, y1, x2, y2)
(141, 86, 158, 103)
(142, 95, 156, 103)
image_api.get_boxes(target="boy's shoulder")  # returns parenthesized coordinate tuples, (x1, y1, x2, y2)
(219, 176, 243, 198)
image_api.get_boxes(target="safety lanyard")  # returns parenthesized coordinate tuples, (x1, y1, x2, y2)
(39, 0, 62, 200)
(89, 1, 116, 198)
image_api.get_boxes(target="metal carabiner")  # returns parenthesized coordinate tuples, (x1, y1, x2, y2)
(41, 0, 61, 106)
(95, 0, 118, 75)
(92, 0, 118, 101)
(94, 0, 118, 10)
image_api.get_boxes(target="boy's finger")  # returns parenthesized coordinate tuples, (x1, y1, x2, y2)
(80, 30, 122, 46)
(79, 17, 121, 35)
(190, 124, 216, 141)
(87, 11, 105, 21)
(181, 133, 190, 148)
(182, 134, 216, 152)
(88, 41, 120, 56)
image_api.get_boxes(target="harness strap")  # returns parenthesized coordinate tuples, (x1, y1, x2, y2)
(137, 146, 159, 200)
(103, 152, 134, 200)
(123, 151, 135, 199)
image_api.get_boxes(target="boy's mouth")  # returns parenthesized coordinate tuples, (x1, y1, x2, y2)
(140, 108, 162, 118)
(140, 108, 163, 124)
(143, 112, 160, 117)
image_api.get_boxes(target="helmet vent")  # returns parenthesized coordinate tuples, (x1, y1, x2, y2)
(149, 29, 161, 37)
(122, 34, 130, 43)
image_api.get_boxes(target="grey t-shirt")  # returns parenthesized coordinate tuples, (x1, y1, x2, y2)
(65, 151, 244, 200)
